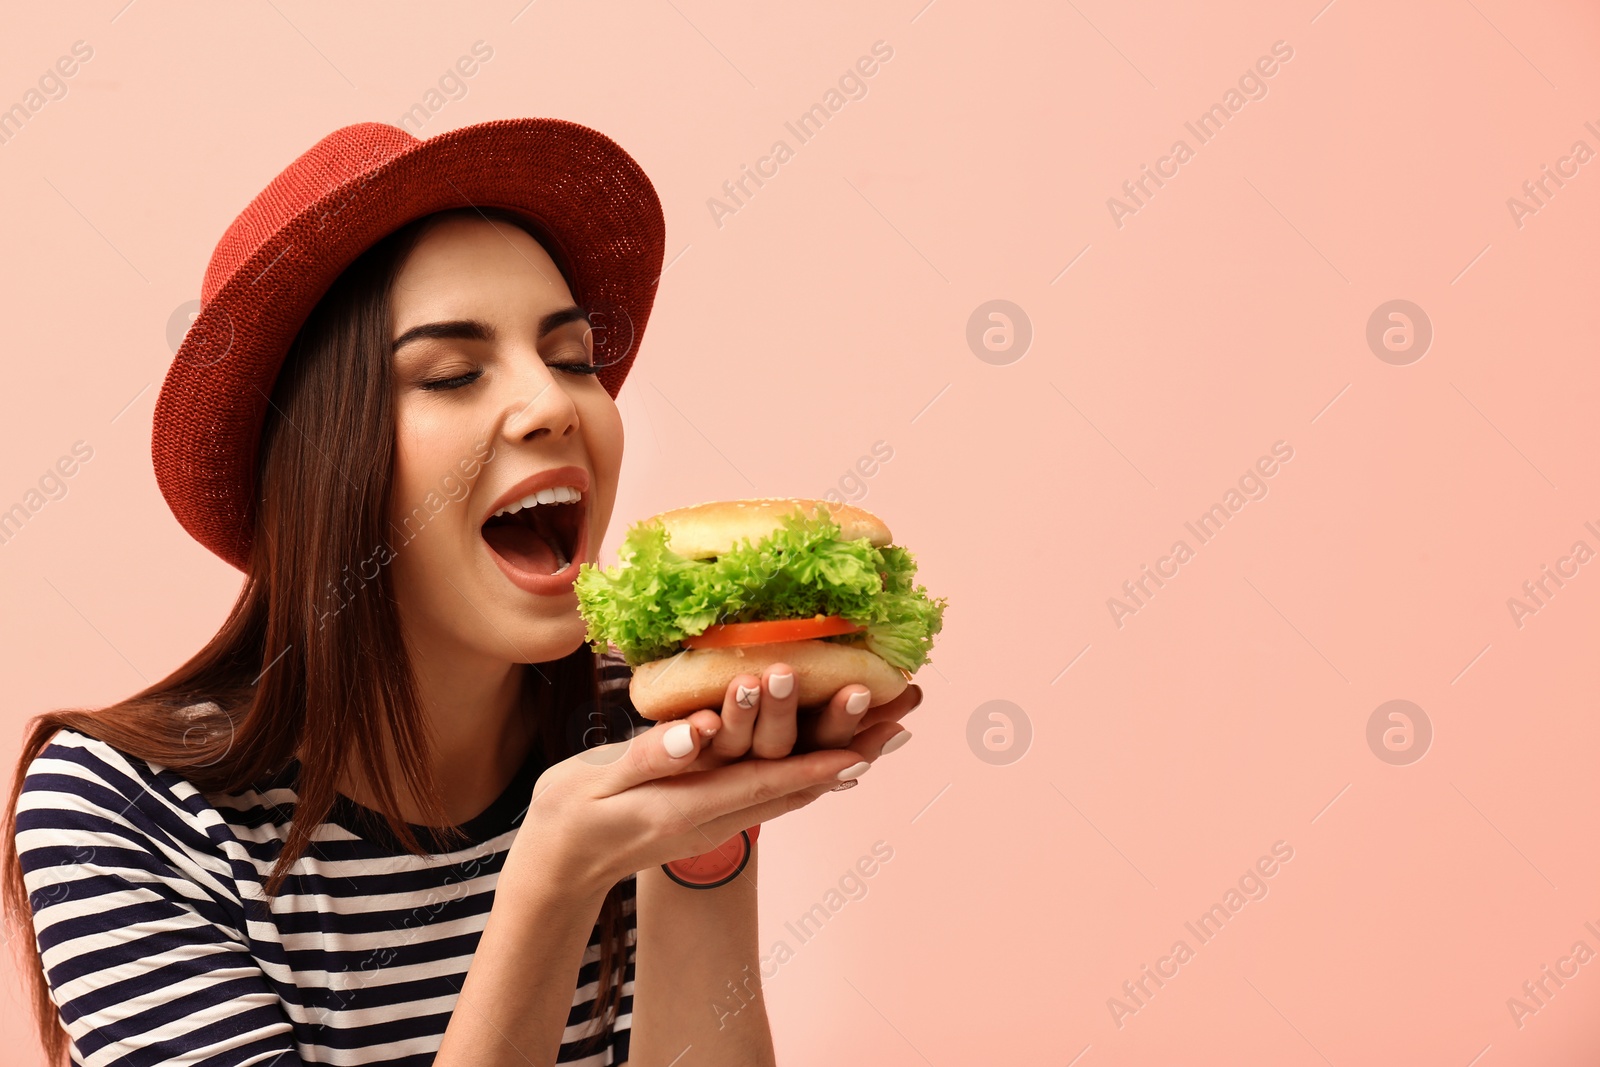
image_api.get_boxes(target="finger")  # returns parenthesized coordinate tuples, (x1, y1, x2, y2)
(799, 683, 922, 751)
(804, 683, 875, 751)
(709, 673, 763, 761)
(652, 744, 869, 834)
(856, 683, 923, 733)
(818, 721, 912, 794)
(749, 661, 798, 759)
(691, 764, 870, 857)
(700, 749, 886, 843)
(588, 709, 724, 792)
(857, 720, 911, 759)
(695, 724, 912, 841)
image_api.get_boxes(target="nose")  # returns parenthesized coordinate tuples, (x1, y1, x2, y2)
(500, 361, 580, 445)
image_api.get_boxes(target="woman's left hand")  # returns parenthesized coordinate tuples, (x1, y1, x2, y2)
(684, 662, 922, 772)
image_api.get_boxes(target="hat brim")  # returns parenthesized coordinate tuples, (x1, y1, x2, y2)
(154, 117, 666, 572)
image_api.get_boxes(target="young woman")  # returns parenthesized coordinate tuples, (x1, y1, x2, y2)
(1, 119, 920, 1066)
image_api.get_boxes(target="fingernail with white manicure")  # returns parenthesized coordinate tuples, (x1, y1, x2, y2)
(767, 672, 794, 699)
(664, 722, 695, 758)
(845, 690, 871, 715)
(880, 729, 912, 755)
(736, 684, 760, 710)
(836, 760, 871, 781)
(830, 779, 859, 792)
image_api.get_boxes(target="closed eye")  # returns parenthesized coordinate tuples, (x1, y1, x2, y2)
(419, 369, 483, 391)
(417, 360, 600, 391)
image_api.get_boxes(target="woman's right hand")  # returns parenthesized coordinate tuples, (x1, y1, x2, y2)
(510, 705, 869, 895)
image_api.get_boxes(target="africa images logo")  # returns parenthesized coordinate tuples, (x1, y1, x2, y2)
(1105, 40, 1295, 229)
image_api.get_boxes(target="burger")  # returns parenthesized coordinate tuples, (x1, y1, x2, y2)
(574, 498, 948, 721)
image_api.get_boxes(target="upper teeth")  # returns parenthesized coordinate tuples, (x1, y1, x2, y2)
(492, 485, 582, 518)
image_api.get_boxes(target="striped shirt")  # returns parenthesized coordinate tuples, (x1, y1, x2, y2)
(14, 652, 645, 1066)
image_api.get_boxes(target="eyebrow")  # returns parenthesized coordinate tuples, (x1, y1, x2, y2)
(391, 304, 591, 354)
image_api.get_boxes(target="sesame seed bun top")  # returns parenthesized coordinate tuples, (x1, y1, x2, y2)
(647, 497, 892, 559)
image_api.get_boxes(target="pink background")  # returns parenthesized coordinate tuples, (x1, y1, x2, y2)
(4, 1, 1599, 1062)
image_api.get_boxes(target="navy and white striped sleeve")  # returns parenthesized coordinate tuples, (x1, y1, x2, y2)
(14, 730, 303, 1067)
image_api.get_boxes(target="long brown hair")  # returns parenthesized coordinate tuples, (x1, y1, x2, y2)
(1, 205, 631, 1065)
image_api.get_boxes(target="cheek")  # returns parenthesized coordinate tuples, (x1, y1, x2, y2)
(588, 398, 624, 468)
(389, 408, 445, 524)
(386, 400, 481, 556)
(388, 428, 425, 527)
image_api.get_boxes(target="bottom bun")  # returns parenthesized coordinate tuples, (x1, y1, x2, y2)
(628, 639, 909, 721)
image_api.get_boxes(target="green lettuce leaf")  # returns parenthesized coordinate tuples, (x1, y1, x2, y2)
(574, 506, 948, 672)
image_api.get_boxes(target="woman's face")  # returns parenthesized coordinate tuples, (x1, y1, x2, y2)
(385, 215, 623, 665)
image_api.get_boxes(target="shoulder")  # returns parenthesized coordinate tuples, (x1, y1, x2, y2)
(16, 726, 172, 818)
(14, 737, 294, 1061)
(15, 727, 251, 936)
(13, 727, 229, 874)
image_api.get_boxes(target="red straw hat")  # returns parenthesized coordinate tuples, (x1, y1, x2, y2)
(153, 117, 666, 572)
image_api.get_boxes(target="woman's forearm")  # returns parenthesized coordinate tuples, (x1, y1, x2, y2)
(629, 839, 776, 1066)
(435, 854, 613, 1067)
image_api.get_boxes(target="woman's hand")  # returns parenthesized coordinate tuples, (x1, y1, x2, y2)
(797, 675, 923, 755)
(691, 662, 923, 771)
(514, 701, 870, 895)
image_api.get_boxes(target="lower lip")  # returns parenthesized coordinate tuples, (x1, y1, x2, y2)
(484, 510, 589, 596)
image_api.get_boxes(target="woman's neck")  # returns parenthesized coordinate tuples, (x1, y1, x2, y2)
(335, 651, 534, 828)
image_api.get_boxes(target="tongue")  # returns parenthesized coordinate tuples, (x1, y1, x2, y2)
(483, 524, 563, 575)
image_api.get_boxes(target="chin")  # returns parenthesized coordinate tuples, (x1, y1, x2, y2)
(503, 614, 590, 666)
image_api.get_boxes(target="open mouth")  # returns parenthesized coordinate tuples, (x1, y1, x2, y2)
(481, 492, 585, 577)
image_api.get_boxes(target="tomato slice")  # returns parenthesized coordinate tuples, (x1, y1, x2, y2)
(683, 615, 863, 650)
